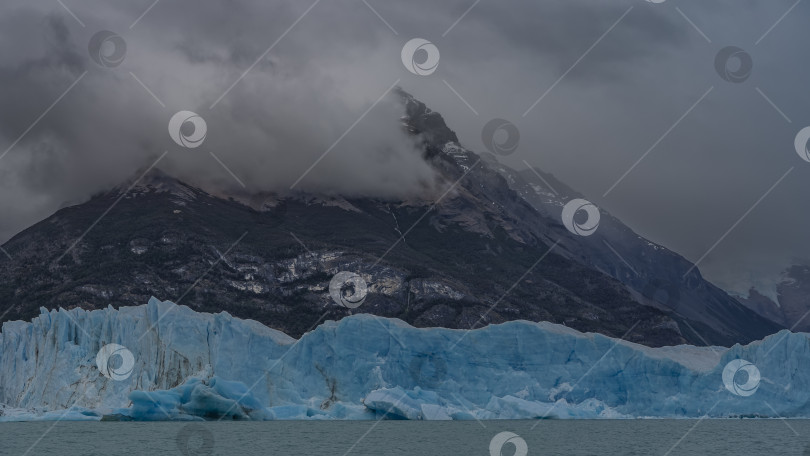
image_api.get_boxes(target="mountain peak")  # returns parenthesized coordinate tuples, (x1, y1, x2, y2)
(112, 167, 202, 204)
(0, 92, 781, 349)
(396, 87, 460, 147)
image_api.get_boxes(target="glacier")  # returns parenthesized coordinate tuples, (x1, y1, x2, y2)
(1, 297, 809, 421)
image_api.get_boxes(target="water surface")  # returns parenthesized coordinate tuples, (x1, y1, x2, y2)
(0, 420, 808, 455)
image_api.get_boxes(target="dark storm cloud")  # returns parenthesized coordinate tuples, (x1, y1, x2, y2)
(467, 1, 691, 73)
(0, 0, 807, 297)
(0, 0, 441, 241)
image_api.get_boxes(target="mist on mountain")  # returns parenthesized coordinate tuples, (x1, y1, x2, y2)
(0, 0, 809, 297)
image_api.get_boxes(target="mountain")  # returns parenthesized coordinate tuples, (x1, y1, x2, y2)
(1, 298, 807, 421)
(0, 90, 780, 347)
(738, 262, 810, 331)
(482, 154, 782, 347)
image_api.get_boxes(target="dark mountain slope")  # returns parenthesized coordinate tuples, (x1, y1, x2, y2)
(0, 91, 781, 347)
(486, 155, 782, 346)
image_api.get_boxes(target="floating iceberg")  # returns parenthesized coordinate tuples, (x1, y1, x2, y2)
(0, 297, 808, 421)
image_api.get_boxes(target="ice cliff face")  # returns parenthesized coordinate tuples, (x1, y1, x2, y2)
(0, 298, 807, 421)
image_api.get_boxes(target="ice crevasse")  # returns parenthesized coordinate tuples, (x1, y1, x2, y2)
(0, 297, 808, 421)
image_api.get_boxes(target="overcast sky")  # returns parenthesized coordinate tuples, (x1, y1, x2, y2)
(0, 0, 808, 297)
